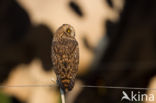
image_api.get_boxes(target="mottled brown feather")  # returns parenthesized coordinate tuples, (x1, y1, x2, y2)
(51, 24, 79, 92)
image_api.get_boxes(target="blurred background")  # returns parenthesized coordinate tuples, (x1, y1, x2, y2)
(0, 0, 156, 103)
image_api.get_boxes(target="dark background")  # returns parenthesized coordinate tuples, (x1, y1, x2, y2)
(0, 0, 156, 103)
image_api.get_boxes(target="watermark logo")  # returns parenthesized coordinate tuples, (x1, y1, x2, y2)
(121, 91, 154, 102)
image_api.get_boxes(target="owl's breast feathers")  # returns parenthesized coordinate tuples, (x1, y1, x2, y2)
(52, 38, 79, 92)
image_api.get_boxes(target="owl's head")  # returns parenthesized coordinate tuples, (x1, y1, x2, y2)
(55, 24, 75, 39)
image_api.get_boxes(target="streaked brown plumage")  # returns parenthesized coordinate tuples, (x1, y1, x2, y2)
(51, 24, 79, 92)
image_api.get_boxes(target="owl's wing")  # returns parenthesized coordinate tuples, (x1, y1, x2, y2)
(51, 39, 79, 75)
(52, 39, 79, 67)
(51, 39, 79, 91)
(75, 44, 79, 65)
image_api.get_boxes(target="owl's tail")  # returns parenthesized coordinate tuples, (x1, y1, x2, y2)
(60, 78, 75, 93)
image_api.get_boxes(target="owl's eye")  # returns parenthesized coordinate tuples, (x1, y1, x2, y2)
(66, 28, 71, 33)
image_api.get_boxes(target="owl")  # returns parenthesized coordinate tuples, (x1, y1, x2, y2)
(51, 24, 79, 92)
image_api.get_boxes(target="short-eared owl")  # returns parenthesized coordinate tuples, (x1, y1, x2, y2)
(51, 24, 79, 92)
